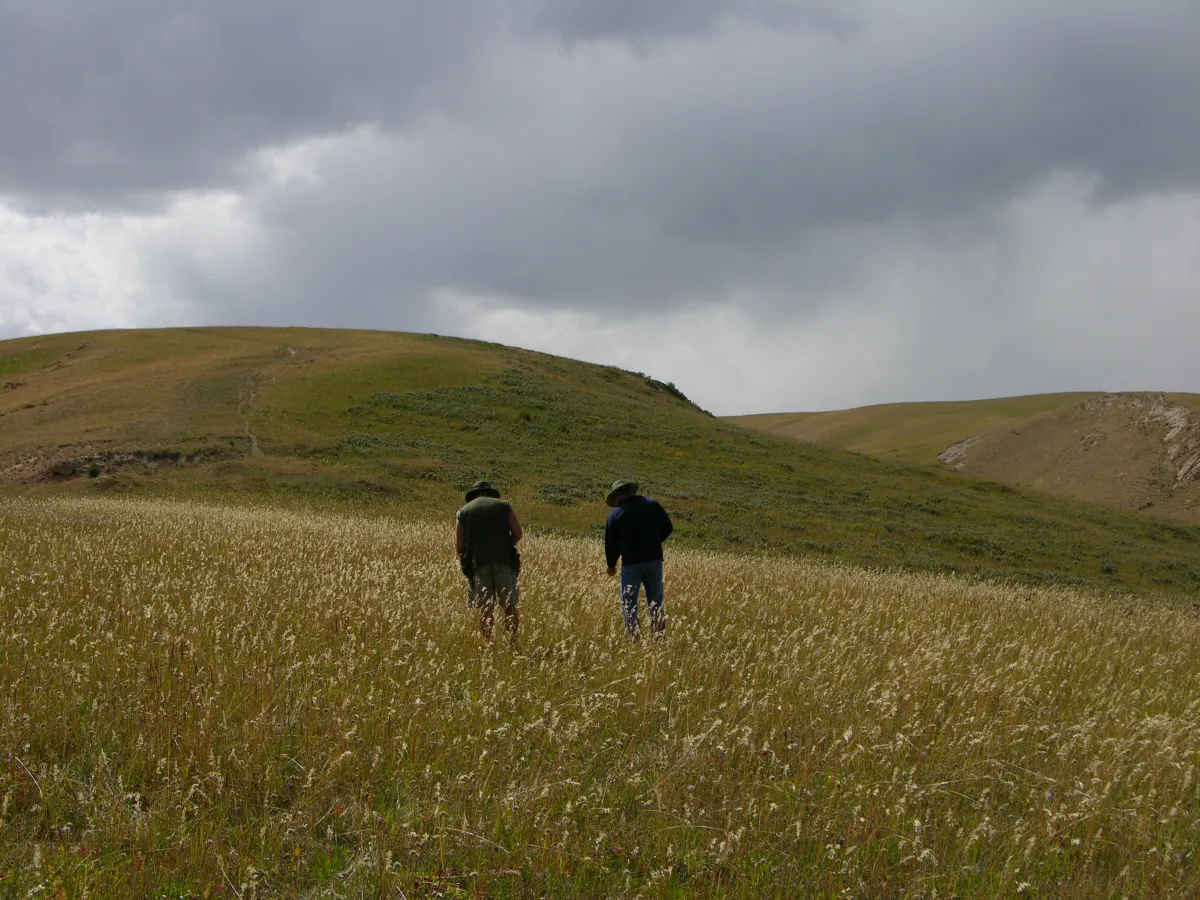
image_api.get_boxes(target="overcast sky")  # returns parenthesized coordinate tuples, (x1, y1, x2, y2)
(2, 0, 1198, 414)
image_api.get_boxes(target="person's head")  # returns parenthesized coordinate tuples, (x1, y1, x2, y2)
(465, 480, 501, 502)
(606, 479, 638, 507)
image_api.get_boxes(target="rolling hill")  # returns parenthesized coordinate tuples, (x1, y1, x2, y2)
(729, 392, 1200, 523)
(3, 327, 1200, 596)
(724, 393, 1101, 463)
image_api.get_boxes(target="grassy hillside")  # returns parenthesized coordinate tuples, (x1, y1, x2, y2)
(4, 327, 1200, 595)
(724, 393, 1101, 464)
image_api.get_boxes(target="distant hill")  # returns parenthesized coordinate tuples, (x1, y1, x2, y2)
(3, 328, 1200, 595)
(725, 393, 1102, 463)
(728, 392, 1200, 523)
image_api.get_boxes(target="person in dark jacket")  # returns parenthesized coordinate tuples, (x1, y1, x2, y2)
(456, 480, 523, 641)
(605, 479, 673, 639)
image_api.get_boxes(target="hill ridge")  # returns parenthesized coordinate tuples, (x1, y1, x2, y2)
(4, 326, 1200, 596)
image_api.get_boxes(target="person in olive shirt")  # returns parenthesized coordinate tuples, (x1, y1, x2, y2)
(605, 479, 673, 639)
(456, 480, 523, 641)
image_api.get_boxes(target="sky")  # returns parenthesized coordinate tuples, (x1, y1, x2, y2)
(1, 0, 1198, 415)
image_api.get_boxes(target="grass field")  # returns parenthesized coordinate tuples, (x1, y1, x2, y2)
(5, 328, 1200, 598)
(2, 497, 1199, 897)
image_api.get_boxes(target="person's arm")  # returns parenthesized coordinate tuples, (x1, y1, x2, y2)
(456, 519, 466, 559)
(508, 507, 523, 545)
(657, 501, 674, 542)
(605, 510, 620, 574)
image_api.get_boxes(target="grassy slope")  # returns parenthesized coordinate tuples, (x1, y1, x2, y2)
(724, 393, 1102, 464)
(3, 327, 1200, 595)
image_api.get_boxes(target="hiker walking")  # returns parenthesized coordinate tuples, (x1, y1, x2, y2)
(605, 479, 673, 639)
(456, 480, 523, 641)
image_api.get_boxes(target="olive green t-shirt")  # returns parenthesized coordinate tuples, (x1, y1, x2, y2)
(456, 496, 516, 568)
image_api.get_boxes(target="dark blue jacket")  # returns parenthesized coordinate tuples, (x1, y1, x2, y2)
(605, 495, 673, 569)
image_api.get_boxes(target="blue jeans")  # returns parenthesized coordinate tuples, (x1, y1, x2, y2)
(620, 561, 665, 638)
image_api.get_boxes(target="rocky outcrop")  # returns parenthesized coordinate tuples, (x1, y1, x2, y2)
(938, 436, 983, 471)
(1078, 393, 1200, 490)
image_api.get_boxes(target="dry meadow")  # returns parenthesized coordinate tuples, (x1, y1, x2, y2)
(1, 497, 1199, 897)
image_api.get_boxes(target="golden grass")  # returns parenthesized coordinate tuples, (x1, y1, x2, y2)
(2, 498, 1199, 897)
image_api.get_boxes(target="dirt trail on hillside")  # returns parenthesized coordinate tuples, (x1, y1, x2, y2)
(938, 392, 1200, 521)
(237, 374, 264, 457)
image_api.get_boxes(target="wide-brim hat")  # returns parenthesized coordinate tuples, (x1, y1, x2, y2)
(606, 479, 638, 507)
(465, 480, 501, 501)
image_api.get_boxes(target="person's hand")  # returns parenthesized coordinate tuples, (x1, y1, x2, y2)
(607, 567, 617, 577)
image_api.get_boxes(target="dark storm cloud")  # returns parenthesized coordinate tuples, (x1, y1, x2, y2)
(5, 0, 1198, 214)
(154, 0, 1197, 322)
(0, 0, 858, 204)
(3, 0, 1200, 411)
(0, 0, 504, 202)
(626, 0, 1200, 243)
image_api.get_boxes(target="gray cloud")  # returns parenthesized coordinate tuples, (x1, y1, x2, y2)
(0, 1, 505, 202)
(5, 0, 1197, 208)
(532, 0, 861, 43)
(190, 0, 1200, 313)
(2, 0, 1199, 411)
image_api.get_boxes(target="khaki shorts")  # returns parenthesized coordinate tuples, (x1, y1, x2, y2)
(468, 563, 518, 609)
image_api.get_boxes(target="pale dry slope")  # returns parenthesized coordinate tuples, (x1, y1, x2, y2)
(940, 392, 1200, 522)
(725, 394, 1100, 464)
(729, 392, 1200, 523)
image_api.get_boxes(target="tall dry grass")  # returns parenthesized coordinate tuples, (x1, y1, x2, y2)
(1, 497, 1198, 898)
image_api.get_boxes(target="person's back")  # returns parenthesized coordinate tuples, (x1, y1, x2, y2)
(457, 495, 515, 569)
(455, 482, 523, 641)
(604, 481, 673, 639)
(605, 494, 673, 568)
